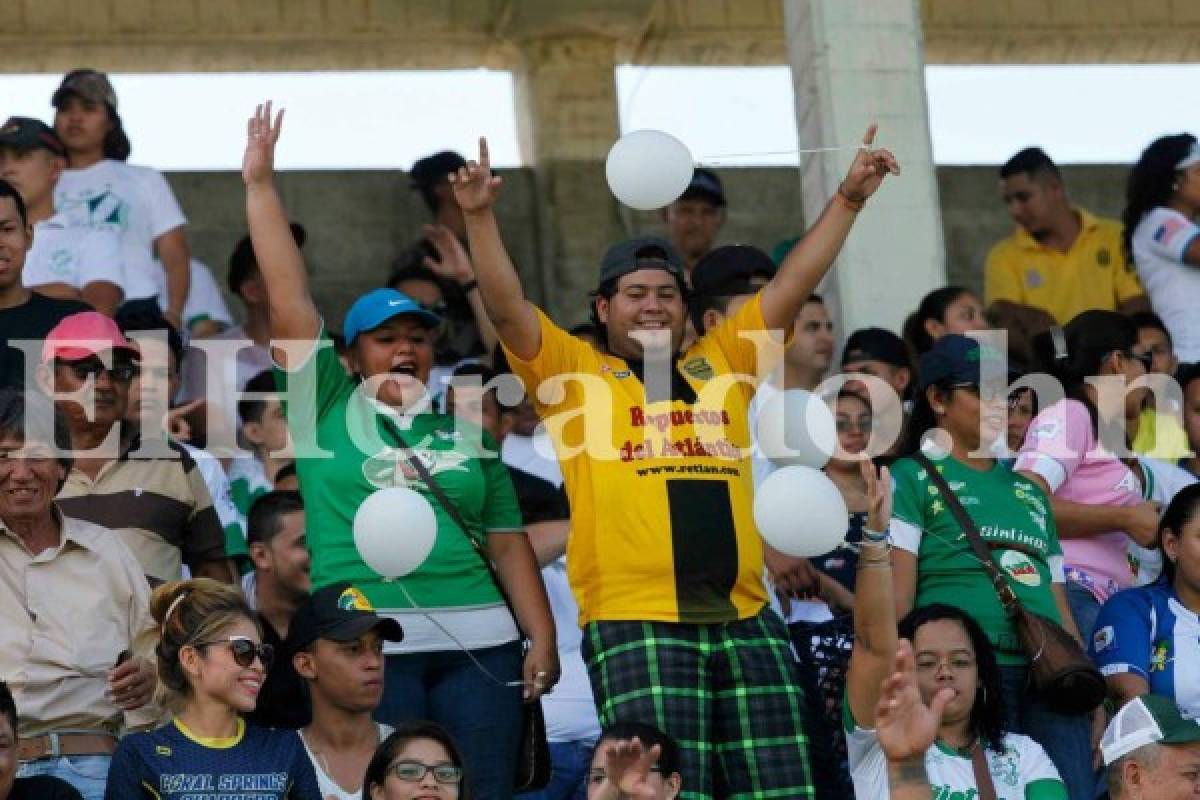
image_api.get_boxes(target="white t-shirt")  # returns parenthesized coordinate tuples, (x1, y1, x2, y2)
(23, 211, 125, 294)
(179, 259, 233, 332)
(1132, 207, 1200, 361)
(300, 723, 393, 800)
(540, 558, 601, 744)
(847, 719, 1066, 800)
(54, 159, 187, 301)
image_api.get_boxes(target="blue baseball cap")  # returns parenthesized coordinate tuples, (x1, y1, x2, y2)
(342, 288, 440, 344)
(919, 334, 1009, 390)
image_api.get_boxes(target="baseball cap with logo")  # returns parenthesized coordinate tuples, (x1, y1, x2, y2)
(919, 334, 1010, 390)
(52, 69, 118, 110)
(1101, 693, 1200, 765)
(41, 311, 139, 364)
(285, 582, 404, 653)
(0, 117, 65, 157)
(342, 288, 441, 345)
(597, 236, 686, 287)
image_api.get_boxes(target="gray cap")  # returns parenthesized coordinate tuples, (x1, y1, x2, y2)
(597, 236, 685, 287)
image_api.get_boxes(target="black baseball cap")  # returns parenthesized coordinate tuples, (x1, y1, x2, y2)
(410, 151, 467, 190)
(919, 334, 1013, 390)
(285, 582, 404, 653)
(597, 235, 686, 287)
(228, 223, 307, 295)
(0, 117, 65, 157)
(678, 168, 725, 207)
(52, 69, 118, 111)
(690, 245, 776, 297)
(842, 327, 911, 369)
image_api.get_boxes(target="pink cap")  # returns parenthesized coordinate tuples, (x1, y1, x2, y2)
(41, 312, 138, 364)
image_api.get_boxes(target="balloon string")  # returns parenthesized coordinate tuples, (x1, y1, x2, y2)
(699, 144, 868, 162)
(393, 581, 525, 690)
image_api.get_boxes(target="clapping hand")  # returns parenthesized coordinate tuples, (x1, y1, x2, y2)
(422, 223, 474, 285)
(840, 125, 900, 203)
(243, 101, 284, 187)
(449, 137, 503, 214)
(597, 737, 663, 800)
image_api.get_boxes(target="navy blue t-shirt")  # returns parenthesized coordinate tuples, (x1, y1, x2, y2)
(104, 719, 321, 800)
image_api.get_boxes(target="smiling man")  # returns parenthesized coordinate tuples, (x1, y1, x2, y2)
(0, 180, 89, 391)
(455, 128, 898, 799)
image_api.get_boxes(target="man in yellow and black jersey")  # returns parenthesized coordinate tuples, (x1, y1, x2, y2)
(452, 129, 898, 800)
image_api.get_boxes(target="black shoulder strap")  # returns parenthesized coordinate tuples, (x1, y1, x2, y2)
(378, 416, 523, 631)
(912, 452, 1019, 612)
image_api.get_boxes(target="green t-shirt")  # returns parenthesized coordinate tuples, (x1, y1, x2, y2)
(276, 335, 523, 612)
(890, 453, 1064, 665)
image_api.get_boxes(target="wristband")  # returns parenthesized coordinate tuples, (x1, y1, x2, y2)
(835, 185, 865, 212)
(459, 279, 479, 293)
(861, 526, 889, 544)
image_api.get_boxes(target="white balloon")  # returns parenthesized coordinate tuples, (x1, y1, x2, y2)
(756, 389, 838, 469)
(605, 130, 695, 211)
(353, 487, 438, 578)
(753, 466, 848, 558)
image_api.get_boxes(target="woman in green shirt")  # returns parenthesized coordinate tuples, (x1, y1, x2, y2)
(241, 103, 556, 800)
(888, 334, 1091, 799)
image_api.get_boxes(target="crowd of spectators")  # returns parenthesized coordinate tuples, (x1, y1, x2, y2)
(4, 68, 1200, 800)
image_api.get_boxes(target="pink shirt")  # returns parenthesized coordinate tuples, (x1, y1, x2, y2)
(1014, 398, 1142, 600)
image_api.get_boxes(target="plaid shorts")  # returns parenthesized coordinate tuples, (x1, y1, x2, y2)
(582, 609, 814, 800)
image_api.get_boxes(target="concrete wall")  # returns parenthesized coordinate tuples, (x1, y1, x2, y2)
(170, 163, 1128, 334)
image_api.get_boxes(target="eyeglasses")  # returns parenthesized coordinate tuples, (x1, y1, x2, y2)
(835, 417, 872, 434)
(57, 359, 139, 384)
(947, 382, 1021, 410)
(386, 760, 464, 785)
(192, 636, 274, 670)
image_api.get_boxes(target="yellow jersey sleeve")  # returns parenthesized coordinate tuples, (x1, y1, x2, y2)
(702, 293, 790, 382)
(501, 306, 591, 396)
(984, 240, 1024, 306)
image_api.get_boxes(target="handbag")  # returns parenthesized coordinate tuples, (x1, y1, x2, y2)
(913, 453, 1106, 715)
(381, 418, 553, 792)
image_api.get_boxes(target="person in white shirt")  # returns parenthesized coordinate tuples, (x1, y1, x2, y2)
(1123, 133, 1200, 361)
(845, 463, 1067, 800)
(179, 258, 234, 339)
(49, 69, 191, 328)
(0, 116, 122, 316)
(290, 582, 404, 800)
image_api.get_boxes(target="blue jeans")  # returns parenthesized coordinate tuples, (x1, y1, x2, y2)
(515, 740, 594, 800)
(1066, 580, 1102, 641)
(18, 754, 110, 800)
(376, 643, 524, 800)
(1000, 665, 1094, 800)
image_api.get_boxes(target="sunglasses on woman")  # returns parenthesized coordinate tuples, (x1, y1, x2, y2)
(193, 636, 274, 670)
(387, 760, 464, 784)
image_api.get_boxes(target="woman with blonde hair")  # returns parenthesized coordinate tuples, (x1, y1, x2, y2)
(104, 578, 321, 799)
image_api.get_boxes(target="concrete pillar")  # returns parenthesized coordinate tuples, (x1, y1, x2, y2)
(514, 36, 624, 326)
(784, 0, 946, 337)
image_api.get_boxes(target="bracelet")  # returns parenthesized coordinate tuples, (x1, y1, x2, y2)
(835, 184, 865, 212)
(862, 526, 889, 544)
(459, 279, 479, 293)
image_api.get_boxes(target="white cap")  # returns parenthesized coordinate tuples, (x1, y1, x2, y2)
(1101, 694, 1200, 765)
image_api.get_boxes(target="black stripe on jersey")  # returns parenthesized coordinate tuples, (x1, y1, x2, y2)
(666, 478, 739, 623)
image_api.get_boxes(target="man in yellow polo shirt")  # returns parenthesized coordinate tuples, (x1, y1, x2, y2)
(449, 130, 897, 800)
(985, 148, 1146, 342)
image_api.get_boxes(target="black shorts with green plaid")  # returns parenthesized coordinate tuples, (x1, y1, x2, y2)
(582, 608, 814, 800)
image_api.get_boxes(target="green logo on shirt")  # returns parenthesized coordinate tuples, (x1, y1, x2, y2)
(362, 447, 471, 489)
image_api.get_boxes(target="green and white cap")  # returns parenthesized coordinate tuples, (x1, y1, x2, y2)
(1101, 694, 1200, 765)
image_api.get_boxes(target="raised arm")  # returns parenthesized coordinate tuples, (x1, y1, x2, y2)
(451, 138, 542, 361)
(242, 101, 320, 364)
(846, 461, 900, 730)
(760, 125, 900, 331)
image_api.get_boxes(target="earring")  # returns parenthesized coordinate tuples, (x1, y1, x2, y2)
(980, 686, 987, 704)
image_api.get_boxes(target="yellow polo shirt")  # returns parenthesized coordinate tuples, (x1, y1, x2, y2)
(984, 208, 1144, 324)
